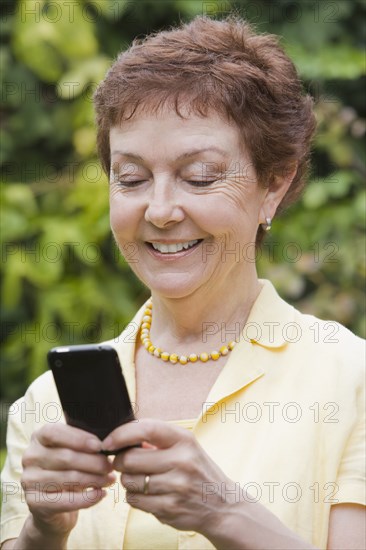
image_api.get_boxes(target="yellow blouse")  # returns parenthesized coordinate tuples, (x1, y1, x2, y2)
(1, 280, 365, 550)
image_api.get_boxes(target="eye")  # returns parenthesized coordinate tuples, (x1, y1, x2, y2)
(187, 179, 217, 187)
(111, 163, 144, 186)
(116, 180, 146, 187)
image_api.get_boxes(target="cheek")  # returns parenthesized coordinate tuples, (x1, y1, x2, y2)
(199, 188, 262, 242)
(109, 204, 125, 237)
(189, 191, 245, 232)
(109, 193, 140, 240)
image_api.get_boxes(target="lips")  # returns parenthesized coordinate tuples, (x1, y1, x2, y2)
(146, 239, 203, 255)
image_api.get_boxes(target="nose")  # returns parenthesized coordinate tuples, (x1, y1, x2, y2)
(144, 178, 184, 228)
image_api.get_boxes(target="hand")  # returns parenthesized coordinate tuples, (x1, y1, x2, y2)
(21, 424, 116, 538)
(102, 418, 236, 536)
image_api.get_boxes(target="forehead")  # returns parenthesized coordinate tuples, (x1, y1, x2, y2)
(109, 110, 244, 163)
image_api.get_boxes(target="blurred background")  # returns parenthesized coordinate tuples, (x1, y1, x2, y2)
(1, 0, 365, 461)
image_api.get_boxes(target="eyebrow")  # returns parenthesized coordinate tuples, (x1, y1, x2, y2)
(110, 146, 230, 162)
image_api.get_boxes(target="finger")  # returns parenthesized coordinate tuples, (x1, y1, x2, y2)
(112, 432, 201, 475)
(26, 488, 107, 514)
(35, 424, 102, 453)
(142, 441, 158, 450)
(113, 446, 178, 475)
(120, 473, 146, 494)
(21, 467, 117, 492)
(121, 472, 184, 496)
(102, 418, 189, 452)
(23, 445, 113, 475)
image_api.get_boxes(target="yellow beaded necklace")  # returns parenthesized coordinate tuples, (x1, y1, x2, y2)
(140, 300, 237, 364)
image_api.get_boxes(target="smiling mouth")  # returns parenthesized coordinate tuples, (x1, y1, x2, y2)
(146, 239, 204, 254)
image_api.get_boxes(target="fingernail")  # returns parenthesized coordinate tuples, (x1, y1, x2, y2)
(87, 438, 102, 452)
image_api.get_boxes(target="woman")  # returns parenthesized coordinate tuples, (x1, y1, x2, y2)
(1, 15, 364, 550)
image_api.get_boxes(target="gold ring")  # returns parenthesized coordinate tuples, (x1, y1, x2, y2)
(143, 474, 150, 495)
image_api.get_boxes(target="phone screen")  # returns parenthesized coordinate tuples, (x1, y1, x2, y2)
(48, 345, 135, 441)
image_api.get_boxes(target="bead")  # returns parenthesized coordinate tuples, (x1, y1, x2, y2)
(139, 302, 238, 364)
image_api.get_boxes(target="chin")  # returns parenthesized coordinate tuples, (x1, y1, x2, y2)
(145, 275, 201, 300)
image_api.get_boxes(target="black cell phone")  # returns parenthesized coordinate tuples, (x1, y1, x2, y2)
(48, 344, 137, 454)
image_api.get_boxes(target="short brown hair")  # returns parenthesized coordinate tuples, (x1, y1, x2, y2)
(94, 15, 316, 243)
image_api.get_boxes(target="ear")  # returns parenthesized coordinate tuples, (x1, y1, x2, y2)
(259, 163, 298, 224)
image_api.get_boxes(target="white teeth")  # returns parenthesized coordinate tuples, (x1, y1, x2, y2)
(151, 239, 199, 254)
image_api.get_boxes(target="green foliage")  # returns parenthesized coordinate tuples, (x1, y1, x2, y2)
(1, 0, 365, 446)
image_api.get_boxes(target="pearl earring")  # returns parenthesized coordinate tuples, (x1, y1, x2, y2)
(261, 217, 272, 231)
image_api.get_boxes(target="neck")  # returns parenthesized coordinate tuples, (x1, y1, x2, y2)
(148, 267, 262, 354)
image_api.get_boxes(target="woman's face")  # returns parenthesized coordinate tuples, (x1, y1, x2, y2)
(109, 109, 269, 299)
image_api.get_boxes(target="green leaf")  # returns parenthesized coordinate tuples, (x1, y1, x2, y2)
(12, 0, 98, 82)
(287, 43, 365, 79)
(57, 56, 111, 100)
(80, 0, 130, 20)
